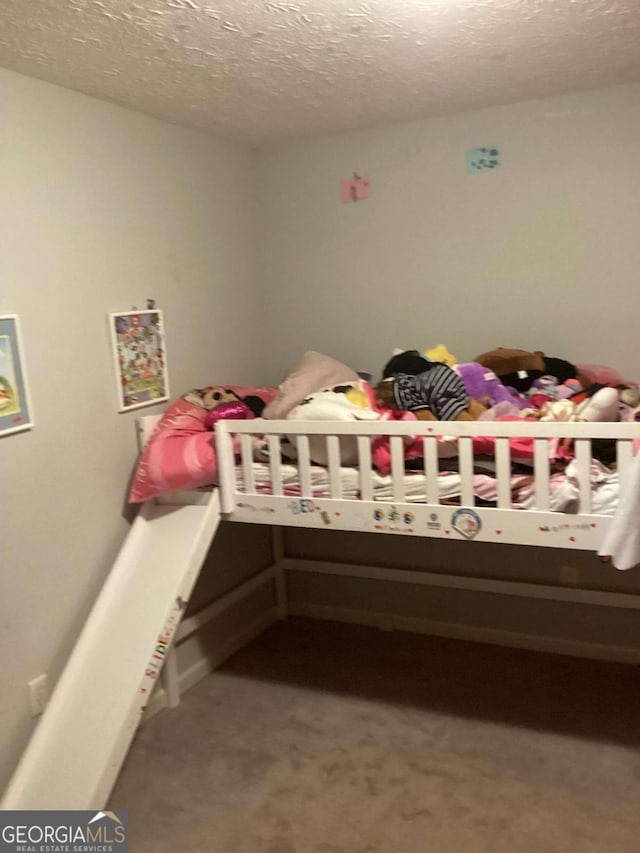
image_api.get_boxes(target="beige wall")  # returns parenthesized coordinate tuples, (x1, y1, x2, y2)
(256, 83, 640, 383)
(0, 68, 262, 789)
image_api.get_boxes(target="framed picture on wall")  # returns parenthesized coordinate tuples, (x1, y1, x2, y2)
(0, 314, 34, 437)
(108, 309, 170, 412)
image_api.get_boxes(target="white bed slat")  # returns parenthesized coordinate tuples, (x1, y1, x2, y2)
(357, 436, 373, 502)
(215, 424, 237, 513)
(296, 435, 312, 497)
(458, 436, 474, 506)
(267, 435, 283, 496)
(574, 438, 592, 513)
(617, 440, 633, 497)
(423, 436, 439, 504)
(534, 438, 550, 510)
(326, 435, 342, 498)
(390, 436, 405, 502)
(495, 437, 512, 509)
(240, 434, 255, 494)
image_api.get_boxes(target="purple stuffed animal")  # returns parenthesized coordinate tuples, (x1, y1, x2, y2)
(453, 363, 529, 410)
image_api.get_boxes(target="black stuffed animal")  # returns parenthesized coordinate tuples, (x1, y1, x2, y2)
(382, 350, 432, 378)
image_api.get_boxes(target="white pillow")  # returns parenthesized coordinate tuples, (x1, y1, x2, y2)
(286, 386, 378, 466)
(263, 351, 359, 420)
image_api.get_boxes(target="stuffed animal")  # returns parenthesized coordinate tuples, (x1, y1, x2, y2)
(376, 367, 486, 421)
(574, 387, 620, 422)
(530, 376, 584, 402)
(473, 348, 585, 393)
(620, 404, 640, 423)
(287, 382, 380, 465)
(618, 385, 640, 410)
(424, 344, 457, 366)
(186, 386, 236, 410)
(539, 387, 623, 427)
(568, 384, 639, 424)
(204, 400, 250, 429)
(185, 386, 266, 420)
(577, 363, 627, 387)
(453, 362, 529, 410)
(382, 350, 432, 379)
(385, 346, 459, 372)
(472, 348, 546, 392)
(615, 385, 640, 438)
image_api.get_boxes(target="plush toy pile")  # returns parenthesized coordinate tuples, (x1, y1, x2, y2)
(277, 346, 638, 469)
(375, 347, 639, 426)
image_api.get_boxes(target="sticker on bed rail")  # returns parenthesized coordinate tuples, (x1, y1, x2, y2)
(285, 499, 332, 524)
(288, 499, 318, 515)
(538, 522, 594, 533)
(451, 508, 482, 540)
(373, 507, 402, 523)
(237, 502, 276, 514)
(372, 505, 415, 534)
(427, 512, 441, 531)
(373, 507, 413, 525)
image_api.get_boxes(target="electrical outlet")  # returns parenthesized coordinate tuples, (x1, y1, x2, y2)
(560, 565, 580, 586)
(28, 674, 49, 717)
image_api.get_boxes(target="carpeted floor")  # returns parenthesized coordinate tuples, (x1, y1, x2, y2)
(109, 618, 640, 852)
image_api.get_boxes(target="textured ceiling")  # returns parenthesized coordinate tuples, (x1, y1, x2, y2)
(1, 0, 640, 145)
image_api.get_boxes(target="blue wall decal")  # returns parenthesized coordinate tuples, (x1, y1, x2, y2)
(466, 146, 501, 173)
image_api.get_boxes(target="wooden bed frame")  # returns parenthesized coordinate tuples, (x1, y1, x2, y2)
(4, 413, 640, 812)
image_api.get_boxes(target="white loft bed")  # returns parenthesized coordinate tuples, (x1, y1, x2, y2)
(4, 413, 640, 812)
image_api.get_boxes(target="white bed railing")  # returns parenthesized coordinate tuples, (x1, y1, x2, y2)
(215, 418, 638, 550)
(216, 418, 637, 508)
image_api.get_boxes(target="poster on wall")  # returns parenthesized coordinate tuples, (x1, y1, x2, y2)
(108, 309, 170, 412)
(0, 314, 34, 437)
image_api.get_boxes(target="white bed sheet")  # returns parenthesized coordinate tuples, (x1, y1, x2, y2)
(237, 463, 529, 506)
(237, 462, 463, 501)
(236, 459, 620, 513)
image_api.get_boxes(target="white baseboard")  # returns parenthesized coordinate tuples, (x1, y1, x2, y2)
(290, 601, 640, 665)
(142, 608, 279, 722)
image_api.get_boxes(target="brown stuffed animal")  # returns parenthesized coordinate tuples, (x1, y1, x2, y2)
(473, 348, 545, 392)
(473, 348, 546, 377)
(376, 367, 486, 421)
(473, 348, 586, 393)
